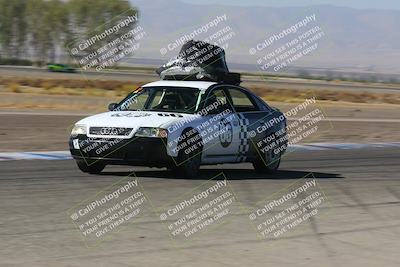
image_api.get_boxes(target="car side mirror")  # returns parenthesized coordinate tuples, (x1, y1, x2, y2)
(108, 103, 118, 111)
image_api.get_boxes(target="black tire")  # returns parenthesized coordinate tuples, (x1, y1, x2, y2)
(172, 132, 202, 179)
(253, 147, 281, 173)
(76, 160, 106, 174)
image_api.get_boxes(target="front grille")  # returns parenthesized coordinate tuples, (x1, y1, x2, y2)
(89, 127, 132, 136)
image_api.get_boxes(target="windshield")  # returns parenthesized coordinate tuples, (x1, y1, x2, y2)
(115, 86, 202, 114)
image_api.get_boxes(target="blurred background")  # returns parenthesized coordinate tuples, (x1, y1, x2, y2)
(0, 0, 399, 151)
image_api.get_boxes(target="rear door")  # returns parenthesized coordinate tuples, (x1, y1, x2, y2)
(225, 86, 271, 162)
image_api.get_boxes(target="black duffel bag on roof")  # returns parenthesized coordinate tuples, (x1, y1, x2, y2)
(156, 40, 241, 85)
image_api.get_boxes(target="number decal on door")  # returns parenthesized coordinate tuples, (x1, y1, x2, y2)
(219, 118, 233, 147)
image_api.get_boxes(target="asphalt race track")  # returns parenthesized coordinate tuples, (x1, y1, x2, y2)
(1, 147, 399, 266)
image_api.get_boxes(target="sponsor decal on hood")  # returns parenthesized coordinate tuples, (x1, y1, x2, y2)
(111, 112, 152, 118)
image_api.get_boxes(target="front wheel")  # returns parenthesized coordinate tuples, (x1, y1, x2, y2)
(172, 132, 203, 179)
(172, 149, 202, 178)
(76, 160, 106, 174)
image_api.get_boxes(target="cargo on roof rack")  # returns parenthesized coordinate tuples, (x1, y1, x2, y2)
(156, 40, 241, 85)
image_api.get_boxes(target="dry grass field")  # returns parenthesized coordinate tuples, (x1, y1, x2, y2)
(1, 77, 400, 106)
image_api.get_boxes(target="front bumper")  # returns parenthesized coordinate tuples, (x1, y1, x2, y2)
(69, 135, 174, 167)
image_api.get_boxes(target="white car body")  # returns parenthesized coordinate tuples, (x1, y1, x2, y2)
(70, 80, 287, 176)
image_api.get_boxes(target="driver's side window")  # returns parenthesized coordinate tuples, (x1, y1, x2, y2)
(204, 88, 233, 115)
(121, 90, 149, 111)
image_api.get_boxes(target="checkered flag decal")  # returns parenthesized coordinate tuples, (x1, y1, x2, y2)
(236, 114, 250, 162)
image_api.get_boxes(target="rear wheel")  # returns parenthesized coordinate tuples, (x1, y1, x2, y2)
(76, 160, 106, 174)
(253, 147, 281, 173)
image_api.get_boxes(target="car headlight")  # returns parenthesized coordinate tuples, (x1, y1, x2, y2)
(71, 124, 87, 135)
(135, 127, 168, 138)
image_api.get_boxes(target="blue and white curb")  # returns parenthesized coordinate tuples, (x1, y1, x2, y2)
(285, 142, 400, 152)
(0, 151, 72, 161)
(0, 142, 399, 161)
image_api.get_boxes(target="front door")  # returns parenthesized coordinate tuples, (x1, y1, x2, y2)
(200, 87, 241, 163)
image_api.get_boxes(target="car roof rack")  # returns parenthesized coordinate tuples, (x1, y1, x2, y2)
(156, 40, 241, 86)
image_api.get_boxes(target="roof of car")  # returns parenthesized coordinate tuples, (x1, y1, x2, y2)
(142, 80, 217, 90)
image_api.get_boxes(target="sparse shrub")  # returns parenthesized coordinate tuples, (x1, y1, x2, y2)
(7, 83, 22, 93)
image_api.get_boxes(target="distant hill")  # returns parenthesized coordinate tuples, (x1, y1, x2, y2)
(130, 0, 400, 73)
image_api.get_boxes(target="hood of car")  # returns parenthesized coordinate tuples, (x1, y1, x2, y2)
(76, 110, 198, 138)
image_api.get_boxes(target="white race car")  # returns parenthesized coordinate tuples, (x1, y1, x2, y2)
(69, 80, 288, 178)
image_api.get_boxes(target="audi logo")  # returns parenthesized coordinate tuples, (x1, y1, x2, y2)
(89, 127, 131, 136)
(100, 127, 119, 135)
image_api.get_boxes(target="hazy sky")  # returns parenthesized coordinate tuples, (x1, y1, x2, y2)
(182, 0, 400, 10)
